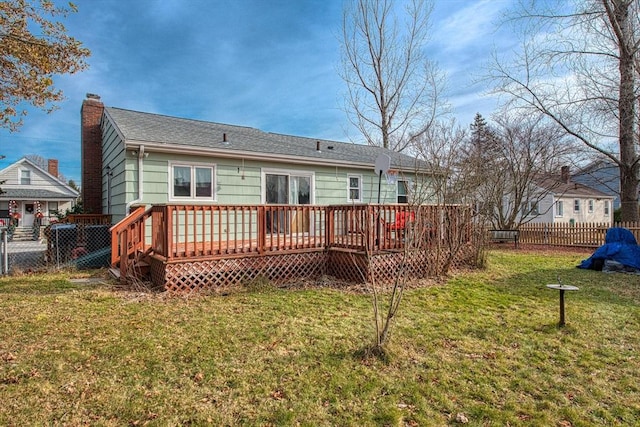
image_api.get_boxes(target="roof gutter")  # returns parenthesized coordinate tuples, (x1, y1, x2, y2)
(125, 145, 145, 213)
(123, 140, 431, 174)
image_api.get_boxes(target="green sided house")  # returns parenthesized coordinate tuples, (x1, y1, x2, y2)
(81, 95, 430, 221)
(81, 94, 475, 292)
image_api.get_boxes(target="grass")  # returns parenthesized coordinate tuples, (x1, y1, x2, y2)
(1, 249, 639, 426)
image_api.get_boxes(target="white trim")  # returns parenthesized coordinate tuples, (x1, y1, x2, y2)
(555, 200, 564, 217)
(397, 180, 410, 204)
(261, 167, 315, 204)
(347, 174, 363, 202)
(125, 139, 429, 176)
(168, 160, 217, 202)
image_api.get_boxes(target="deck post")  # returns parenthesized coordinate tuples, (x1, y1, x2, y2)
(166, 205, 174, 260)
(119, 228, 128, 283)
(326, 206, 333, 248)
(258, 206, 266, 254)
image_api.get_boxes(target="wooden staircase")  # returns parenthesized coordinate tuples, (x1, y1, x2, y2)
(109, 254, 150, 282)
(110, 207, 155, 284)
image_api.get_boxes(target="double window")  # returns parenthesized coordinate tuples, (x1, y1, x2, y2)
(573, 199, 580, 213)
(170, 162, 215, 200)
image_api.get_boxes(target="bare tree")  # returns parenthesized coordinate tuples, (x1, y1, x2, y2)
(341, 0, 452, 358)
(340, 0, 447, 152)
(461, 113, 579, 229)
(413, 119, 485, 274)
(488, 0, 640, 221)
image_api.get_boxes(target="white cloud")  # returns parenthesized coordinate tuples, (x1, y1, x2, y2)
(433, 0, 511, 52)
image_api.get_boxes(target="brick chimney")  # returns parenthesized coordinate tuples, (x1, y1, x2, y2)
(47, 159, 59, 178)
(560, 165, 570, 184)
(81, 93, 104, 214)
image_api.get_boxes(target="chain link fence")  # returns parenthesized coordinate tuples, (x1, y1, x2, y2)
(0, 219, 112, 275)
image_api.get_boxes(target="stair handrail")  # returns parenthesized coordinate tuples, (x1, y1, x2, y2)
(109, 206, 151, 271)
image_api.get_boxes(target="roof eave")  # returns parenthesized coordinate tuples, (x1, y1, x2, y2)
(124, 139, 435, 174)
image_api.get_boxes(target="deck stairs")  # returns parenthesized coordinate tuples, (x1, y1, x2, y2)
(110, 250, 151, 282)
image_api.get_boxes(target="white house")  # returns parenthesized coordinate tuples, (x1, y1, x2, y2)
(521, 166, 615, 224)
(0, 157, 79, 227)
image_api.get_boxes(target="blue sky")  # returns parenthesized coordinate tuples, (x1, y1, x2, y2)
(0, 0, 514, 183)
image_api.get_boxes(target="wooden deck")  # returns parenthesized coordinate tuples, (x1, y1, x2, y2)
(111, 204, 475, 293)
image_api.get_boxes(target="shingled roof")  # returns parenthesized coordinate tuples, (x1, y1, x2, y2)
(104, 107, 429, 172)
(0, 188, 77, 200)
(535, 175, 614, 198)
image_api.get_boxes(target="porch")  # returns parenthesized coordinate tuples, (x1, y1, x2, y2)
(111, 204, 477, 293)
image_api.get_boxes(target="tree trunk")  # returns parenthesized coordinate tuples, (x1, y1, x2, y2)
(614, 0, 639, 222)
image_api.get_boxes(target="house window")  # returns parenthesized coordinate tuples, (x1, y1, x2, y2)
(20, 169, 31, 185)
(573, 199, 580, 213)
(555, 201, 564, 217)
(347, 175, 362, 202)
(48, 201, 58, 216)
(0, 201, 8, 219)
(521, 201, 539, 216)
(588, 199, 594, 213)
(397, 180, 409, 203)
(263, 169, 313, 205)
(170, 163, 215, 200)
(604, 200, 610, 216)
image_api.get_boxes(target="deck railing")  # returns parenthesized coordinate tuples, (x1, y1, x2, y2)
(110, 206, 152, 277)
(111, 203, 475, 279)
(160, 204, 328, 260)
(327, 204, 474, 251)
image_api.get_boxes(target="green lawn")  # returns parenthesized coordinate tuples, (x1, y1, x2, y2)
(1, 249, 639, 426)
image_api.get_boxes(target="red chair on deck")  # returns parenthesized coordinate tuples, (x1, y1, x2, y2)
(386, 210, 415, 241)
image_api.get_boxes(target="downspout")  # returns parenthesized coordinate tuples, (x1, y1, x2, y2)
(126, 145, 145, 214)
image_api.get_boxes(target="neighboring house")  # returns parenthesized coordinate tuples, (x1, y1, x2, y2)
(81, 94, 434, 222)
(0, 157, 79, 227)
(522, 166, 615, 224)
(572, 159, 622, 210)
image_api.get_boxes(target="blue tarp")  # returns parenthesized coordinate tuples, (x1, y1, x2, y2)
(578, 227, 640, 271)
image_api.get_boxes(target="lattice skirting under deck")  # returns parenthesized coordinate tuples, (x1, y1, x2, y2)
(148, 244, 480, 294)
(151, 252, 327, 293)
(328, 250, 436, 284)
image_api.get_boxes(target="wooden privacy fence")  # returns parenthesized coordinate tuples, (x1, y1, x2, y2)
(518, 222, 640, 248)
(63, 214, 113, 225)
